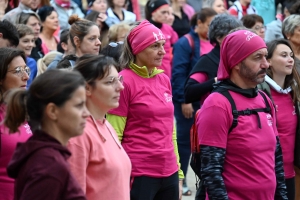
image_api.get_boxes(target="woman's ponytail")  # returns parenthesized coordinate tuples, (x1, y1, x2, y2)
(4, 89, 28, 133)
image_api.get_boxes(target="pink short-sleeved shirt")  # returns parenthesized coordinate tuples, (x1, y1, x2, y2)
(200, 40, 214, 56)
(270, 88, 297, 179)
(41, 36, 60, 55)
(197, 91, 277, 199)
(0, 106, 32, 200)
(160, 24, 178, 79)
(108, 69, 178, 178)
(68, 117, 131, 200)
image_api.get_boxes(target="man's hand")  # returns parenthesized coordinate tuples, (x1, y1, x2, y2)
(182, 103, 194, 119)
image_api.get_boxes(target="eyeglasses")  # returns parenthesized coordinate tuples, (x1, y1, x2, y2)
(106, 75, 123, 87)
(253, 25, 266, 31)
(108, 41, 124, 47)
(8, 66, 31, 77)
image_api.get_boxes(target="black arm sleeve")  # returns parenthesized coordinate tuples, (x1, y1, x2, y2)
(200, 145, 229, 200)
(274, 136, 288, 200)
(184, 78, 215, 103)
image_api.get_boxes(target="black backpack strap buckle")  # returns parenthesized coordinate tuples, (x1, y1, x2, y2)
(242, 108, 251, 115)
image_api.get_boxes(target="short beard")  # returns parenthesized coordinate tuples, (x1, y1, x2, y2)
(239, 62, 267, 85)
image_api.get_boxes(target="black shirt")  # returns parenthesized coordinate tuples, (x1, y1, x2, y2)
(172, 9, 190, 38)
(184, 45, 220, 103)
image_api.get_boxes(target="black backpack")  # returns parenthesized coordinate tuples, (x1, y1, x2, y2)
(190, 87, 271, 200)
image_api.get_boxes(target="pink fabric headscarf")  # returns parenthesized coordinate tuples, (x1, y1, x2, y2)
(217, 30, 267, 80)
(55, 0, 70, 9)
(127, 20, 165, 55)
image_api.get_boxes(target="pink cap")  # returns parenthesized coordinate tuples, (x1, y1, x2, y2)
(217, 30, 267, 80)
(127, 20, 165, 55)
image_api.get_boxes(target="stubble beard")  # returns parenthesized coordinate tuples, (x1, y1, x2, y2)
(239, 62, 267, 85)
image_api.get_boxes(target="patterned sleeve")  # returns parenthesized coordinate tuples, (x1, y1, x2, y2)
(274, 136, 288, 200)
(200, 145, 229, 200)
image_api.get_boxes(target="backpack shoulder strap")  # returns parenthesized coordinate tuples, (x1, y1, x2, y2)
(217, 89, 238, 133)
(233, 1, 243, 18)
(258, 90, 271, 113)
(184, 33, 195, 59)
(184, 33, 194, 50)
(217, 89, 272, 132)
(257, 82, 275, 105)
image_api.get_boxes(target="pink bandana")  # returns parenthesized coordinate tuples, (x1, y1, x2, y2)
(217, 30, 266, 80)
(127, 20, 165, 55)
(55, 0, 71, 9)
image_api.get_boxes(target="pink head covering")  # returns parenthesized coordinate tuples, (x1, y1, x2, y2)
(217, 30, 267, 80)
(55, 0, 70, 8)
(127, 20, 165, 55)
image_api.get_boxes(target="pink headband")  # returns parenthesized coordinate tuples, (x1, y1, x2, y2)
(151, 4, 169, 15)
(127, 20, 165, 55)
(217, 30, 267, 80)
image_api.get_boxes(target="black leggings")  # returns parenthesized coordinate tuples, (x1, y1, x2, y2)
(285, 177, 295, 200)
(130, 172, 179, 200)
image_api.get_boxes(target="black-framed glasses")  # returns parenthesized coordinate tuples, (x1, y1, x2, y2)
(108, 41, 124, 47)
(8, 66, 31, 77)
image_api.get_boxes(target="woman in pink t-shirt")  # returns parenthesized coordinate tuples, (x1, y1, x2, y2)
(37, 6, 60, 54)
(144, 0, 178, 79)
(5, 69, 89, 200)
(107, 20, 183, 200)
(68, 55, 131, 200)
(258, 39, 300, 200)
(0, 48, 32, 200)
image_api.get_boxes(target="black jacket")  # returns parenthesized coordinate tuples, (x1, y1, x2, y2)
(30, 38, 44, 61)
(184, 45, 220, 103)
(56, 55, 77, 69)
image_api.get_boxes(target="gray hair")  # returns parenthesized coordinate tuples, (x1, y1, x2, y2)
(282, 14, 300, 39)
(202, 0, 216, 8)
(208, 14, 243, 46)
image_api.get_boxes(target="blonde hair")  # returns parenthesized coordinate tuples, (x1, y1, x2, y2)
(37, 51, 63, 76)
(108, 22, 131, 42)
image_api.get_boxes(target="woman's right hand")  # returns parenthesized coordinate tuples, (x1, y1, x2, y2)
(182, 103, 194, 119)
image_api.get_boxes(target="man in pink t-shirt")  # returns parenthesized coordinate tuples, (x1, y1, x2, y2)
(196, 30, 288, 199)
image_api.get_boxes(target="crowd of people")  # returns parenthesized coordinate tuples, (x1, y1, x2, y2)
(1, 0, 300, 199)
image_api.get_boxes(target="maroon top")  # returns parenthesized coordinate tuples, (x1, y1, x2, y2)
(7, 130, 86, 200)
